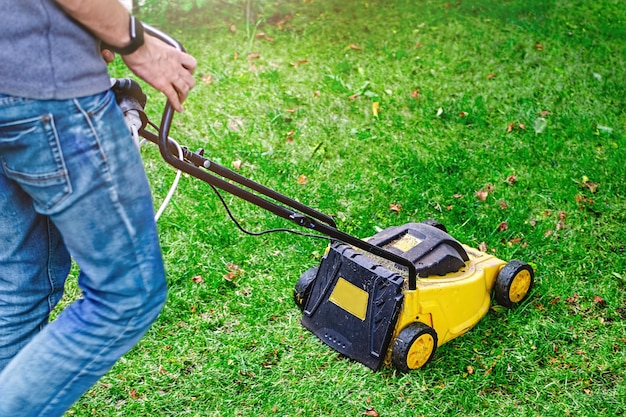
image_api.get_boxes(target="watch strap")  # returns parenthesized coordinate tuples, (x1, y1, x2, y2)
(101, 15, 145, 56)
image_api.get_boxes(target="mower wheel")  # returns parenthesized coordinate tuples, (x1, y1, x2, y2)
(294, 266, 318, 311)
(421, 219, 447, 233)
(391, 323, 438, 372)
(494, 260, 534, 308)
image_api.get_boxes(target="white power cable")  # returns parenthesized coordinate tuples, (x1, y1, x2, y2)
(153, 137, 183, 221)
(131, 123, 183, 221)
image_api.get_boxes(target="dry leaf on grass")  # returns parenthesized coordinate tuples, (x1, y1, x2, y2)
(475, 189, 489, 201)
(291, 58, 309, 67)
(224, 263, 243, 281)
(506, 174, 518, 186)
(247, 52, 260, 61)
(255, 33, 275, 42)
(389, 203, 402, 213)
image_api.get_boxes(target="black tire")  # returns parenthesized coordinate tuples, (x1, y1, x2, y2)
(391, 323, 438, 372)
(293, 266, 318, 311)
(422, 219, 447, 233)
(494, 260, 534, 308)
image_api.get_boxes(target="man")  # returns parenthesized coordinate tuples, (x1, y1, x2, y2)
(0, 1, 197, 415)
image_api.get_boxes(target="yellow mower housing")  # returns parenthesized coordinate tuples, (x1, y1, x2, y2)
(294, 221, 534, 372)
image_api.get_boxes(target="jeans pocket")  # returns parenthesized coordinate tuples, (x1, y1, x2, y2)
(0, 114, 72, 211)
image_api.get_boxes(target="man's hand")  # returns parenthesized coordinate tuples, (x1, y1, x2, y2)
(122, 35, 197, 113)
(54, 0, 197, 112)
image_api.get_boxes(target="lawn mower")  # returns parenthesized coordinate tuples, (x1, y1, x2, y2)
(119, 25, 535, 373)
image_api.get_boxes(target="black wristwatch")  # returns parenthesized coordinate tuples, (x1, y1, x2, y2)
(101, 15, 145, 55)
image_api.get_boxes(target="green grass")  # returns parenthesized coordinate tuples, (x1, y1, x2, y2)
(65, 0, 624, 415)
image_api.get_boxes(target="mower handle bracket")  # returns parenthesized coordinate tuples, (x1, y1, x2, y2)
(140, 24, 419, 290)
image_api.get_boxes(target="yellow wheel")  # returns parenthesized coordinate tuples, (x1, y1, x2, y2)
(391, 323, 438, 372)
(495, 260, 534, 308)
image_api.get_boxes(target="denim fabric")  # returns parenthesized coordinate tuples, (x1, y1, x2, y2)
(0, 91, 167, 416)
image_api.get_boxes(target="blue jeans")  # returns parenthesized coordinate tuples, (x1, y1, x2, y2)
(0, 90, 167, 416)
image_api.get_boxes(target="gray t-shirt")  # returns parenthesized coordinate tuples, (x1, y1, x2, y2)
(0, 0, 111, 100)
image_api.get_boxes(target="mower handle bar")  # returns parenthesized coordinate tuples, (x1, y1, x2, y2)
(141, 24, 419, 289)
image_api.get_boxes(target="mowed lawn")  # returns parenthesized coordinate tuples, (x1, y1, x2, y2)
(65, 0, 624, 416)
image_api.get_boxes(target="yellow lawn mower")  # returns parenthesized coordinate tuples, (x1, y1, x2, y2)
(293, 221, 534, 372)
(120, 26, 535, 374)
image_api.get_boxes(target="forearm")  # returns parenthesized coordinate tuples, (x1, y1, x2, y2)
(53, 0, 132, 47)
(54, 0, 197, 112)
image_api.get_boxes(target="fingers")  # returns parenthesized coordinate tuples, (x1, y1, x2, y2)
(165, 61, 196, 112)
(174, 69, 196, 97)
(123, 35, 197, 112)
(163, 85, 183, 113)
(181, 53, 198, 74)
(157, 41, 197, 108)
(101, 49, 115, 64)
(147, 73, 191, 113)
(177, 53, 197, 103)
